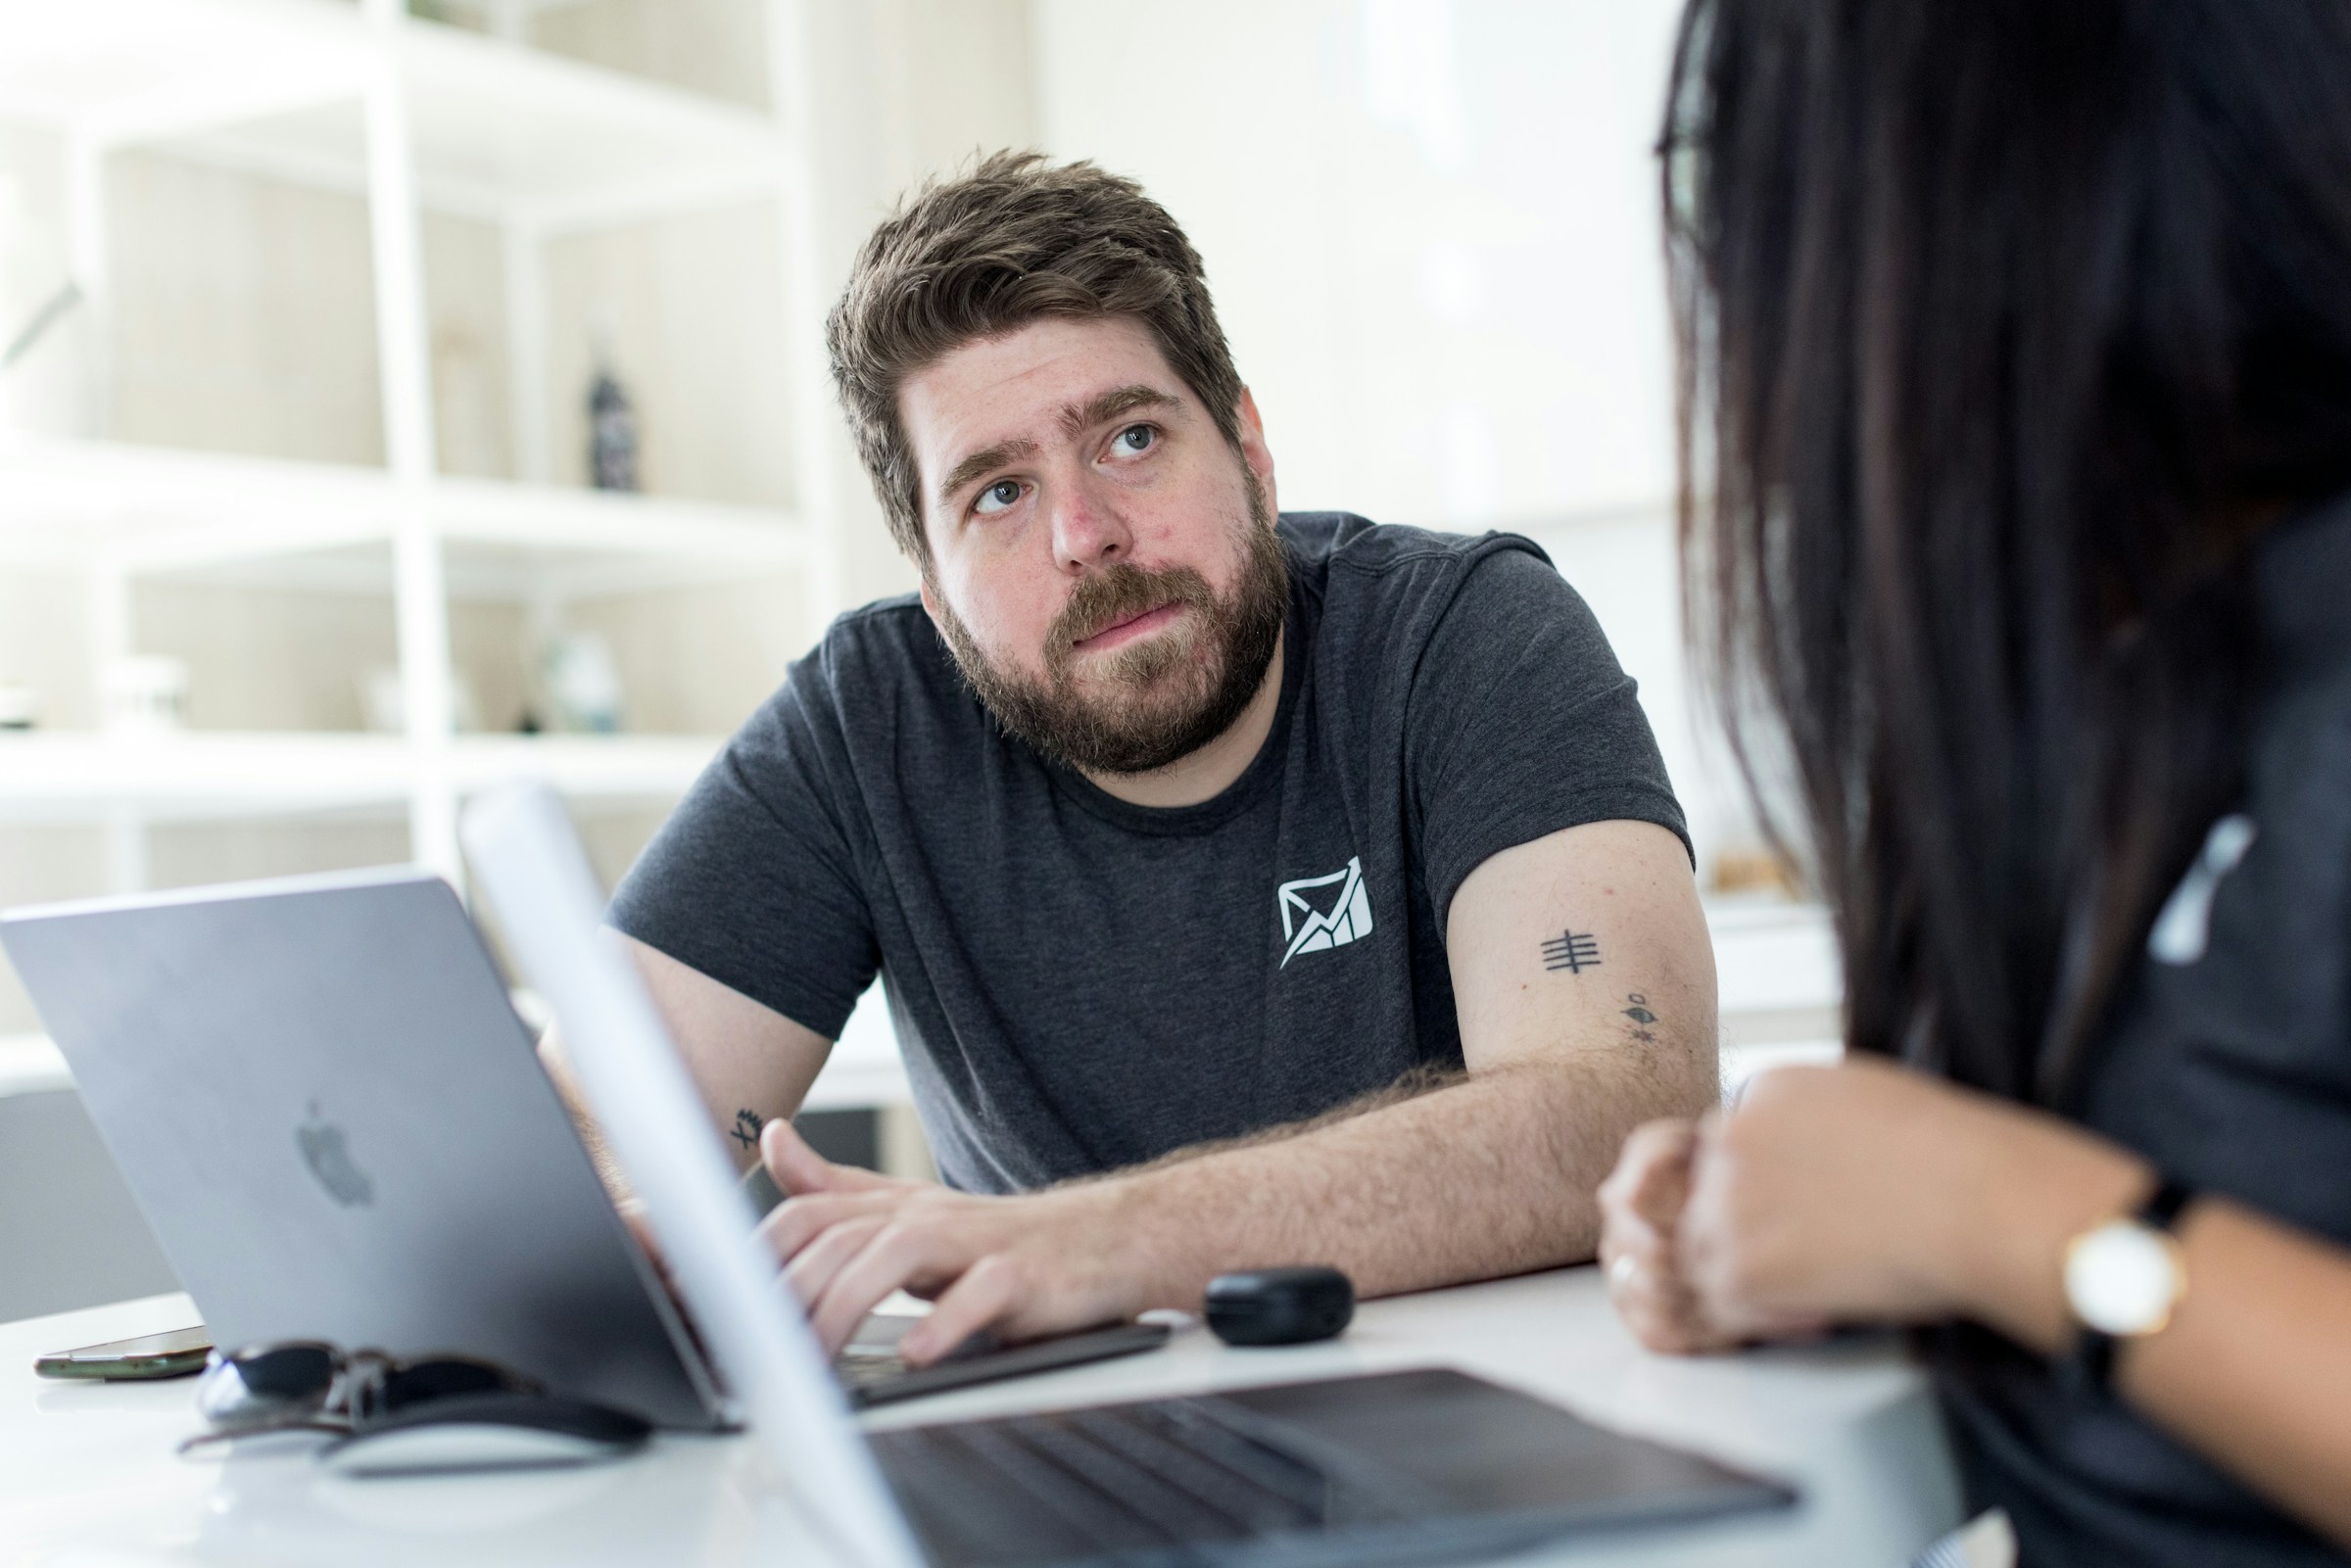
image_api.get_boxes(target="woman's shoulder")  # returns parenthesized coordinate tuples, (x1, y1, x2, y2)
(2081, 505, 2351, 1243)
(2249, 500, 2351, 851)
(2255, 497, 2351, 708)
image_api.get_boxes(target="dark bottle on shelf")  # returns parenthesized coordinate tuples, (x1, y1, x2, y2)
(588, 364, 640, 492)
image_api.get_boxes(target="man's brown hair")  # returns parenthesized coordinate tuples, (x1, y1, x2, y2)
(826, 151, 1245, 564)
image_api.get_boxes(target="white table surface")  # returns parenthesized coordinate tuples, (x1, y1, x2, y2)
(0, 1267, 1960, 1568)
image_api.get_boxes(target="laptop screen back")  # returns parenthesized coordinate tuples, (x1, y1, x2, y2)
(0, 869, 714, 1428)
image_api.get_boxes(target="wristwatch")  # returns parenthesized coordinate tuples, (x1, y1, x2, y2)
(2061, 1177, 2194, 1393)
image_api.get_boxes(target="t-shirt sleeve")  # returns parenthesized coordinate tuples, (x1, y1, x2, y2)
(1408, 540, 1691, 928)
(605, 648, 880, 1040)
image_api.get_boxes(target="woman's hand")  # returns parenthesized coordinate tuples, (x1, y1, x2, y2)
(1597, 1119, 1743, 1353)
(1599, 1057, 2152, 1354)
(1675, 1058, 2150, 1347)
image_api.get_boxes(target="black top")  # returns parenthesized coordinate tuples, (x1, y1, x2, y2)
(609, 514, 1687, 1192)
(1935, 498, 2351, 1565)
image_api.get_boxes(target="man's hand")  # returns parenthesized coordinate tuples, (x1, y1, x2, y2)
(755, 1120, 1148, 1364)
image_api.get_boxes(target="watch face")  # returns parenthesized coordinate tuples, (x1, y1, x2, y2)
(2066, 1221, 2185, 1336)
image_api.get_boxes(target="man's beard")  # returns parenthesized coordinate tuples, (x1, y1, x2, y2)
(933, 477, 1288, 777)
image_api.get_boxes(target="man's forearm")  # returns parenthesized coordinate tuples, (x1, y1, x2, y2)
(1095, 1044, 1716, 1309)
(538, 1031, 637, 1200)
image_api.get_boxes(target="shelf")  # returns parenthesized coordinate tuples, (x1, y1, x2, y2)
(1705, 897, 1841, 1019)
(0, 0, 363, 142)
(0, 731, 721, 820)
(0, 0, 826, 889)
(0, 0, 789, 230)
(2, 1020, 914, 1111)
(448, 733, 722, 795)
(0, 435, 812, 596)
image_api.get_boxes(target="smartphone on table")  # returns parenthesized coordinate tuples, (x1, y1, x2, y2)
(33, 1326, 213, 1380)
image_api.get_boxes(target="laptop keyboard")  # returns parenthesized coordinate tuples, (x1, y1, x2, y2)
(837, 1349, 915, 1392)
(871, 1393, 1424, 1566)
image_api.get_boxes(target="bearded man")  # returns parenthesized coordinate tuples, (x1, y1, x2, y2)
(595, 154, 1718, 1363)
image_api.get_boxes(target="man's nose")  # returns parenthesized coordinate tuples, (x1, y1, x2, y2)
(1048, 483, 1133, 574)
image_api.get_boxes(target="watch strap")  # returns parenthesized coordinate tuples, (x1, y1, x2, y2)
(2066, 1177, 2195, 1395)
(2137, 1177, 2195, 1231)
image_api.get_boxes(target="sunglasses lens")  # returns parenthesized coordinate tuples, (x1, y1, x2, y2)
(370, 1356, 536, 1418)
(195, 1344, 337, 1429)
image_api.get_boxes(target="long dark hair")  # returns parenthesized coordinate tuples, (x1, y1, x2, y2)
(1666, 1, 2351, 1102)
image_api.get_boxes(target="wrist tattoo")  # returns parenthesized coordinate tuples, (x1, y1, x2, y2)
(1541, 930, 1602, 974)
(730, 1108, 764, 1151)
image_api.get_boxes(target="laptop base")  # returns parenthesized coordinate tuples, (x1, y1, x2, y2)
(875, 1366, 1798, 1568)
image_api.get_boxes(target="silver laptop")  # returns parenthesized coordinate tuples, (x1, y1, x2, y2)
(460, 784, 1799, 1568)
(1, 864, 722, 1429)
(0, 868, 1163, 1432)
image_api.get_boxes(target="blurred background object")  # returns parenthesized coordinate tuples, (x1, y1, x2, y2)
(540, 629, 626, 733)
(100, 653, 190, 734)
(0, 677, 42, 730)
(586, 349, 641, 493)
(0, 0, 1833, 1315)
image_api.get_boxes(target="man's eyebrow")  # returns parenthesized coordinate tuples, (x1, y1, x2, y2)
(938, 436, 1039, 508)
(1060, 384, 1179, 439)
(936, 386, 1181, 509)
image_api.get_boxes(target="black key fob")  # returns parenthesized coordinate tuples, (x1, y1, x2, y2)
(1204, 1267, 1354, 1347)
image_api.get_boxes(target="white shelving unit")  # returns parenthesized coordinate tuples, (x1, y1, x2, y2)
(0, 0, 840, 882)
(1708, 898, 1844, 1092)
(0, 732, 726, 818)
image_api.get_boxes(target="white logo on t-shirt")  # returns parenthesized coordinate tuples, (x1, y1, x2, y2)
(1278, 856, 1374, 968)
(2147, 813, 2257, 966)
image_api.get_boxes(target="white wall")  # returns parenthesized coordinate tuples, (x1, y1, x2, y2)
(1033, 0, 1684, 529)
(1032, 0, 1751, 865)
(790, 0, 1041, 609)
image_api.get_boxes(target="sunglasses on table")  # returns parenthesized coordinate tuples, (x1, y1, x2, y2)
(179, 1341, 648, 1459)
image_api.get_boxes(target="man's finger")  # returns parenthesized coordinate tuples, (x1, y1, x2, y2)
(806, 1223, 959, 1356)
(757, 1189, 899, 1261)
(784, 1213, 888, 1309)
(898, 1255, 1021, 1366)
(761, 1117, 895, 1198)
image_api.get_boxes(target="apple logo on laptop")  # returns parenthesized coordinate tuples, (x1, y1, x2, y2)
(298, 1100, 374, 1208)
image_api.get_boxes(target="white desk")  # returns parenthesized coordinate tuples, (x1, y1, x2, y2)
(0, 1267, 1960, 1567)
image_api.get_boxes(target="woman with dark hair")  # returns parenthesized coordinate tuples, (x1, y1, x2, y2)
(1596, 2, 2351, 1563)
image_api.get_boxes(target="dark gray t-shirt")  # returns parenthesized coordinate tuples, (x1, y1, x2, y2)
(1934, 497, 2351, 1568)
(609, 513, 1687, 1193)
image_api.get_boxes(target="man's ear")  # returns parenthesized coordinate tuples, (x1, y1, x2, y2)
(1236, 386, 1278, 517)
(918, 574, 942, 626)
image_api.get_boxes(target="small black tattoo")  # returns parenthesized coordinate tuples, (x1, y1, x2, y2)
(730, 1109, 764, 1150)
(1622, 993, 1658, 1025)
(1542, 930, 1602, 974)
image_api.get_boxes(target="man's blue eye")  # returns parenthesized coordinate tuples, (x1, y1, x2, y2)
(975, 479, 1022, 515)
(1117, 425, 1155, 452)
